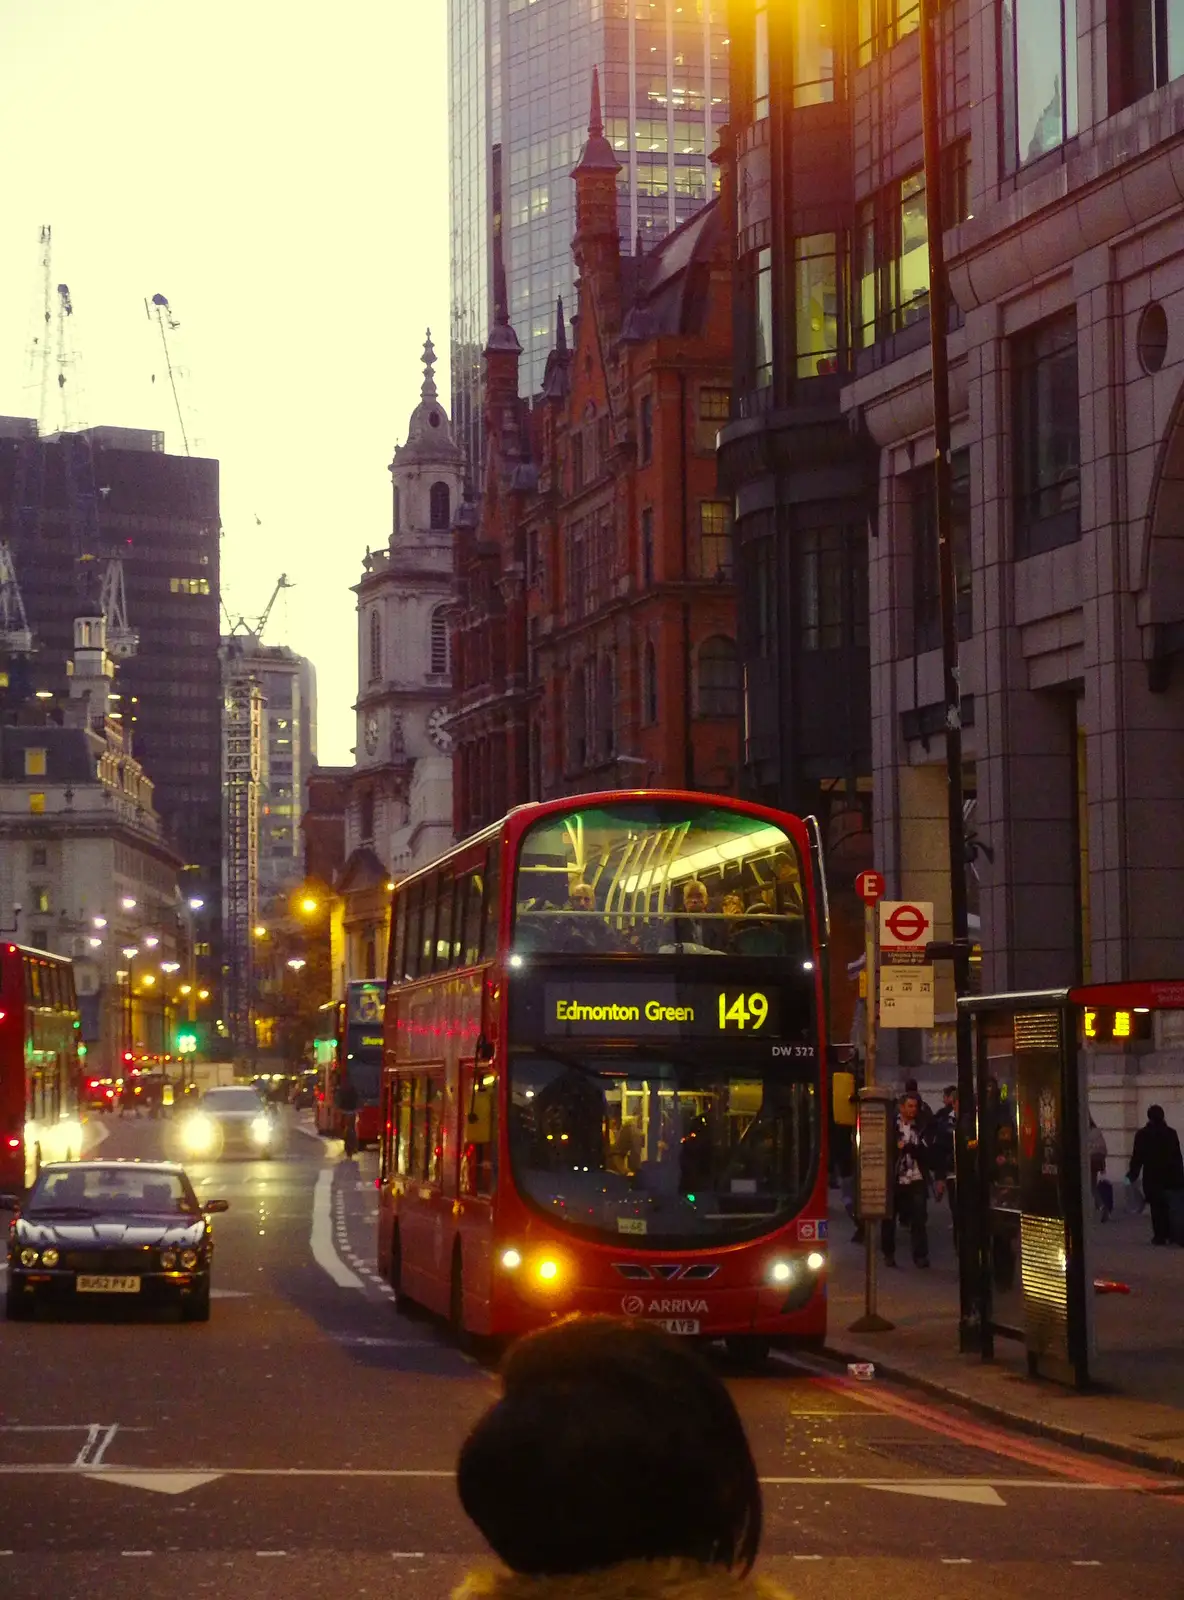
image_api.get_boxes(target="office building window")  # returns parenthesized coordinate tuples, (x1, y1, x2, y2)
(638, 395, 654, 464)
(24, 748, 46, 777)
(799, 526, 868, 650)
(696, 637, 740, 719)
(29, 792, 45, 815)
(911, 450, 973, 653)
(858, 174, 929, 347)
(753, 0, 771, 118)
(699, 501, 735, 578)
(430, 608, 450, 676)
(430, 481, 451, 530)
(699, 387, 730, 423)
(31, 886, 50, 914)
(754, 246, 774, 388)
(857, 0, 920, 65)
(794, 0, 835, 105)
(1013, 311, 1081, 556)
(30, 846, 47, 868)
(1117, 1, 1184, 104)
(795, 234, 840, 378)
(643, 640, 659, 725)
(369, 609, 382, 682)
(169, 577, 211, 595)
(641, 507, 655, 587)
(1001, 0, 1078, 172)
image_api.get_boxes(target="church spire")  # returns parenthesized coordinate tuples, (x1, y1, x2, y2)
(555, 296, 567, 354)
(589, 63, 604, 138)
(421, 329, 438, 401)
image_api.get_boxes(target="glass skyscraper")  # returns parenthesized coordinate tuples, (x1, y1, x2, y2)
(448, 0, 729, 474)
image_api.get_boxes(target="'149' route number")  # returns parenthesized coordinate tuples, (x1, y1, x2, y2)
(718, 992, 769, 1030)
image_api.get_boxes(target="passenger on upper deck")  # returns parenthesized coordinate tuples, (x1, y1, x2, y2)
(555, 881, 620, 953)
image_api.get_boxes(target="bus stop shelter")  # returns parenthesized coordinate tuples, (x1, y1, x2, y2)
(956, 980, 1179, 1390)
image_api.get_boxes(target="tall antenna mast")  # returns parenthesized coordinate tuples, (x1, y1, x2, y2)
(29, 226, 54, 433)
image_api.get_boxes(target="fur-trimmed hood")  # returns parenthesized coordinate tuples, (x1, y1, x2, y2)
(454, 1559, 793, 1600)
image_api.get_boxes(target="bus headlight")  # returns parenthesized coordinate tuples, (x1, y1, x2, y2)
(768, 1259, 794, 1284)
(182, 1114, 216, 1155)
(500, 1248, 522, 1270)
(250, 1115, 272, 1145)
(806, 1251, 825, 1272)
(40, 1247, 60, 1268)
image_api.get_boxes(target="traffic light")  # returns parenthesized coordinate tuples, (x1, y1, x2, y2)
(177, 1030, 198, 1056)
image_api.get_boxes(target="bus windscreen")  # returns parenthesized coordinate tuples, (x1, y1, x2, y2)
(512, 800, 809, 957)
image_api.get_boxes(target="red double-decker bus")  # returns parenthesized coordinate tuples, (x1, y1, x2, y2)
(0, 942, 84, 1193)
(315, 981, 386, 1147)
(377, 791, 831, 1361)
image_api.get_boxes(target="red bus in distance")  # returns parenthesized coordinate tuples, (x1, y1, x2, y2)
(0, 942, 84, 1192)
(377, 791, 831, 1362)
(315, 981, 386, 1147)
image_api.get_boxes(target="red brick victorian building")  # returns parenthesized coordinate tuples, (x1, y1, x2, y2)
(451, 73, 737, 836)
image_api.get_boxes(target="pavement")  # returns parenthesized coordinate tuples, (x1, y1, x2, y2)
(824, 1187, 1184, 1477)
(0, 1110, 1180, 1599)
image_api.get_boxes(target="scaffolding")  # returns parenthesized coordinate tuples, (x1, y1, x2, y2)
(222, 657, 264, 1059)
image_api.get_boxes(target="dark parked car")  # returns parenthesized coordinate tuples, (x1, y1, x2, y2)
(4, 1160, 228, 1322)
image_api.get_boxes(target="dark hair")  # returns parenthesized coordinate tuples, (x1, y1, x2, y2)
(456, 1315, 762, 1577)
(944, 1085, 957, 1098)
(1148, 1104, 1166, 1124)
(904, 1077, 919, 1093)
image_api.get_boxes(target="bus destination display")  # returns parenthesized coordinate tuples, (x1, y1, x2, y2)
(540, 981, 794, 1040)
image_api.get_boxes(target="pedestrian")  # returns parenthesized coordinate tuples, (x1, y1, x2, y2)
(882, 1091, 931, 1268)
(921, 1085, 958, 1232)
(902, 1076, 934, 1127)
(453, 1315, 787, 1600)
(1127, 1105, 1184, 1246)
(335, 1073, 360, 1157)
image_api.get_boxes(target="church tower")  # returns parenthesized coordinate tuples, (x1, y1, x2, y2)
(342, 336, 463, 978)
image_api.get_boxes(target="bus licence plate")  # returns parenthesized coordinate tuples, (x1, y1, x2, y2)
(655, 1318, 699, 1335)
(76, 1275, 141, 1294)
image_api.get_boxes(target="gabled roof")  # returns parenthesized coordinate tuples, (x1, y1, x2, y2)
(620, 200, 723, 341)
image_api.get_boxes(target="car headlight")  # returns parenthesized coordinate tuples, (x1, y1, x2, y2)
(250, 1115, 272, 1144)
(160, 1249, 178, 1270)
(179, 1248, 200, 1270)
(40, 1247, 60, 1268)
(182, 1114, 216, 1154)
(19, 1247, 38, 1266)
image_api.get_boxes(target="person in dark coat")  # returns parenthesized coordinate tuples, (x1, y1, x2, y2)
(1128, 1106, 1184, 1246)
(453, 1316, 787, 1600)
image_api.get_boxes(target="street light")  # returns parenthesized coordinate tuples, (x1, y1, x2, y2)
(121, 897, 137, 911)
(92, 916, 107, 929)
(299, 898, 318, 916)
(198, 988, 210, 1000)
(121, 946, 138, 961)
(180, 983, 192, 996)
(87, 936, 102, 949)
(161, 961, 181, 974)
(141, 973, 156, 988)
(253, 925, 268, 939)
(187, 896, 205, 911)
(287, 958, 306, 972)
(142, 935, 159, 949)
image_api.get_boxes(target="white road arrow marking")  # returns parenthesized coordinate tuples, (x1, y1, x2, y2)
(311, 1170, 364, 1289)
(88, 1471, 224, 1495)
(869, 1483, 1006, 1506)
(210, 1288, 250, 1299)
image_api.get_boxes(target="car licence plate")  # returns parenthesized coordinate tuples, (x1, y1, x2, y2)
(76, 1275, 141, 1294)
(656, 1318, 699, 1335)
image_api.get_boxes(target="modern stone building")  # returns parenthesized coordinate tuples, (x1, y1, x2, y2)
(722, 0, 1184, 1134)
(0, 617, 184, 1069)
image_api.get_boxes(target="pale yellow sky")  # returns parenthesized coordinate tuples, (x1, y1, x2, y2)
(0, 0, 451, 765)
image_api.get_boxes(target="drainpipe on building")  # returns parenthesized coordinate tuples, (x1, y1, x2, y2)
(679, 373, 694, 789)
(920, 0, 975, 1348)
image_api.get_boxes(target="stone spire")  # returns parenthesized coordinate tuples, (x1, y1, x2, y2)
(572, 65, 621, 177)
(421, 329, 438, 401)
(555, 296, 567, 354)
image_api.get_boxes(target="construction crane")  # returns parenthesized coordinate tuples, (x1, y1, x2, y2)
(99, 557, 138, 659)
(224, 573, 294, 644)
(28, 226, 53, 435)
(0, 545, 35, 655)
(146, 292, 190, 456)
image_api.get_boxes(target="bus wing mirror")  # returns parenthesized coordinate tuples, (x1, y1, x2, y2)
(832, 1070, 857, 1128)
(0, 1192, 21, 1210)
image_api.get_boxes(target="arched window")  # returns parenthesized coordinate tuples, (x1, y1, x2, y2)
(569, 665, 587, 770)
(429, 607, 450, 676)
(643, 640, 658, 725)
(368, 609, 382, 682)
(597, 655, 616, 760)
(429, 480, 451, 530)
(696, 635, 740, 719)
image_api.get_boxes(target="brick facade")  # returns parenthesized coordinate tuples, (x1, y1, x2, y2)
(451, 74, 738, 836)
